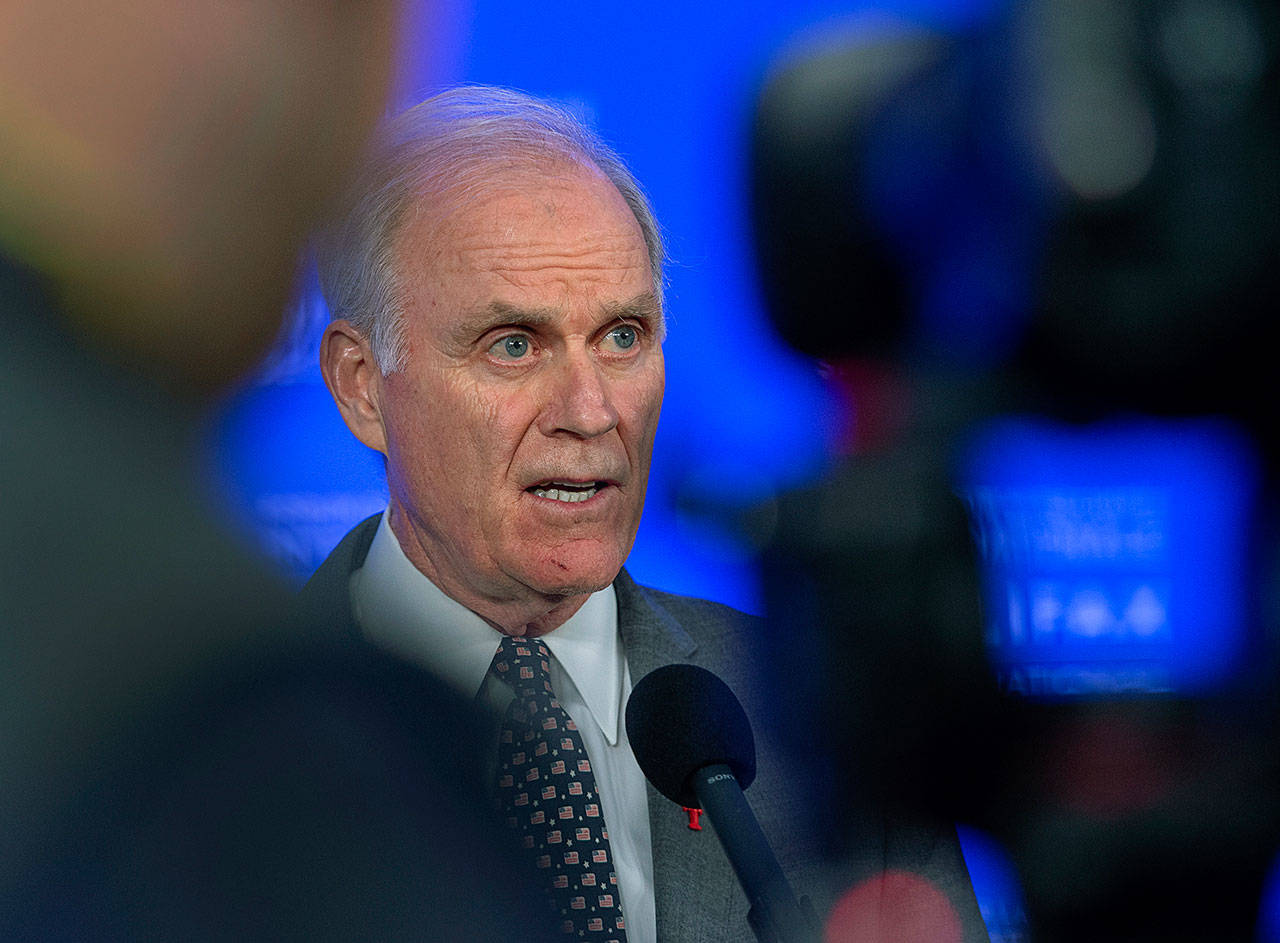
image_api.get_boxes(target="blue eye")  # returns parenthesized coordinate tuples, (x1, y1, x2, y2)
(491, 335, 531, 360)
(606, 325, 638, 351)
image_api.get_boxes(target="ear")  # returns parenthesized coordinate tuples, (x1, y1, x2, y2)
(320, 319, 388, 455)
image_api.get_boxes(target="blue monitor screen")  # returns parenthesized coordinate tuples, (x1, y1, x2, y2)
(956, 416, 1262, 699)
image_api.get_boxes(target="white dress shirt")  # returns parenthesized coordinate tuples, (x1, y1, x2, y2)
(349, 512, 657, 943)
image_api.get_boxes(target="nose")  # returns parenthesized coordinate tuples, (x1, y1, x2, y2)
(540, 350, 619, 439)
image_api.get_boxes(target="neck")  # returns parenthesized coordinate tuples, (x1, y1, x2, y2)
(493, 595, 591, 638)
(387, 505, 595, 638)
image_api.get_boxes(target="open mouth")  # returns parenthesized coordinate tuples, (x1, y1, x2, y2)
(527, 481, 606, 504)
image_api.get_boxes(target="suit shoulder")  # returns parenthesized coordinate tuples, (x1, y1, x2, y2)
(616, 573, 762, 680)
(627, 580, 760, 637)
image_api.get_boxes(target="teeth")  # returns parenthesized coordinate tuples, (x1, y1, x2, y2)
(531, 482, 601, 503)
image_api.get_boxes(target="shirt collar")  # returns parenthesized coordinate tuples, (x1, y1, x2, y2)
(350, 511, 624, 744)
(540, 588, 624, 746)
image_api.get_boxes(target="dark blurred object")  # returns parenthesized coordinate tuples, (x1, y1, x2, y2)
(754, 1, 1280, 434)
(757, 406, 1002, 943)
(0, 2, 548, 939)
(750, 2, 1280, 941)
(751, 28, 948, 361)
(752, 17, 1045, 373)
(1027, 0, 1280, 425)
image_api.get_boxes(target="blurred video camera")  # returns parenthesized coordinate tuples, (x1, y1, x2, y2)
(750, 2, 1280, 940)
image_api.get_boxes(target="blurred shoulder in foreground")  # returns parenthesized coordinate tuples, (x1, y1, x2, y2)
(1, 2, 549, 939)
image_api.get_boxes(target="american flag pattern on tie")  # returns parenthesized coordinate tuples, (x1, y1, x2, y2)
(491, 636, 628, 942)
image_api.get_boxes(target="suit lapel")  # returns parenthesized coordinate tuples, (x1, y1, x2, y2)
(297, 513, 381, 643)
(613, 569, 695, 679)
(614, 572, 745, 942)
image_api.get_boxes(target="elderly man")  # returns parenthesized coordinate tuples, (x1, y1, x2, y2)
(302, 84, 816, 943)
(303, 85, 990, 943)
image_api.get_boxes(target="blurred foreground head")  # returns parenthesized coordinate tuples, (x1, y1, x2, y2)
(0, 0, 400, 393)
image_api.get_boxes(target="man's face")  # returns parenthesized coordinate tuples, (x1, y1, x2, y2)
(375, 160, 664, 626)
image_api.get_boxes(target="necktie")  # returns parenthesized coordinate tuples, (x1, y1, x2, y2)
(491, 635, 628, 942)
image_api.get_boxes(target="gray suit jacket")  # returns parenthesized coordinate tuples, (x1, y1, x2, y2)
(299, 515, 990, 942)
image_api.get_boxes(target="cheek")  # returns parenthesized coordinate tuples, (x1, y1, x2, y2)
(384, 374, 495, 488)
(460, 385, 508, 454)
(455, 373, 502, 421)
(622, 366, 665, 449)
(459, 382, 536, 466)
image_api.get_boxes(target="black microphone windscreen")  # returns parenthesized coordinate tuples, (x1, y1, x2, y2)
(625, 664, 756, 807)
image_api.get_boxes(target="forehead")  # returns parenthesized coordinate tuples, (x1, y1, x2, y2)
(392, 158, 651, 311)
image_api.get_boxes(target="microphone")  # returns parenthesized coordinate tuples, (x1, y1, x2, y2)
(626, 665, 817, 943)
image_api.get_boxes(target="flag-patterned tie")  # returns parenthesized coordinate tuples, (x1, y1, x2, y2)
(491, 635, 628, 942)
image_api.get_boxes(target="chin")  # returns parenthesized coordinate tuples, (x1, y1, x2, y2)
(518, 546, 625, 599)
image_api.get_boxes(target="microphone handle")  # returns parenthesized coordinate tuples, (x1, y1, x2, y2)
(691, 764, 818, 943)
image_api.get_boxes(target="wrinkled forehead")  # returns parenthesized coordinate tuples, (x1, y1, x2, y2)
(382, 151, 664, 349)
(391, 156, 654, 299)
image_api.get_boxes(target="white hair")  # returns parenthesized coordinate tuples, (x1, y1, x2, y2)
(314, 84, 666, 373)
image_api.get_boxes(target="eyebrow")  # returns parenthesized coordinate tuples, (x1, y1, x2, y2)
(447, 303, 555, 348)
(603, 292, 665, 334)
(453, 291, 665, 344)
